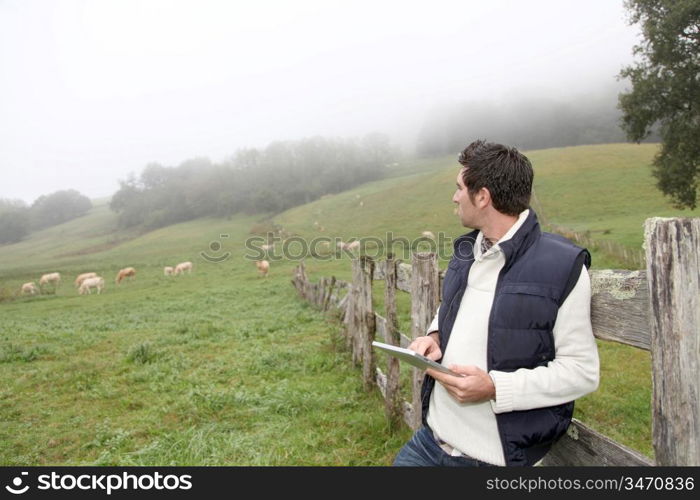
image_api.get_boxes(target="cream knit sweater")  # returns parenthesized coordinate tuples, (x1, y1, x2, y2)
(426, 210, 600, 465)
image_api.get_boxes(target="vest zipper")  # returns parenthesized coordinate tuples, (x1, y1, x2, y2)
(488, 257, 512, 465)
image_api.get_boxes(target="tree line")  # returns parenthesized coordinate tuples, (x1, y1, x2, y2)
(0, 190, 92, 244)
(0, 134, 394, 244)
(109, 134, 394, 230)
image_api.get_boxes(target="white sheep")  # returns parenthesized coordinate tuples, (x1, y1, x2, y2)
(74, 272, 97, 287)
(21, 282, 38, 295)
(79, 276, 104, 295)
(173, 261, 193, 275)
(39, 272, 61, 287)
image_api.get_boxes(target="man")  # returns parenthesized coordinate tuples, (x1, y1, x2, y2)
(393, 140, 599, 467)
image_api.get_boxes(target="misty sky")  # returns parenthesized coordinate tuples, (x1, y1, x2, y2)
(0, 0, 642, 204)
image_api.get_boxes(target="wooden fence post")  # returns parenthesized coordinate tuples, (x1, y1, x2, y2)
(384, 255, 402, 427)
(344, 273, 357, 357)
(350, 257, 376, 388)
(409, 252, 440, 430)
(322, 276, 336, 311)
(291, 261, 307, 298)
(645, 217, 700, 465)
(360, 257, 376, 389)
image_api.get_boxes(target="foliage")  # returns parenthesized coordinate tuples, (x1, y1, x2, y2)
(0, 191, 93, 245)
(0, 210, 30, 244)
(109, 134, 395, 230)
(0, 198, 28, 215)
(618, 0, 700, 208)
(29, 189, 92, 230)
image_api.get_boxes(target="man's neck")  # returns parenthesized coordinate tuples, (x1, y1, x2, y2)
(480, 212, 520, 244)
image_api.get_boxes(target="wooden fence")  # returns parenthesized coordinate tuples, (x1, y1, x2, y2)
(291, 217, 700, 466)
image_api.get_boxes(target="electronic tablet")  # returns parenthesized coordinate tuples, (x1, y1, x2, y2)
(372, 341, 462, 377)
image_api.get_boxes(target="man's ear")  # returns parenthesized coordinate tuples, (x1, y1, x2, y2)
(477, 187, 491, 208)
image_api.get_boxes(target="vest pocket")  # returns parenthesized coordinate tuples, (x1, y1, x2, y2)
(496, 284, 560, 330)
(490, 284, 560, 370)
(490, 327, 553, 370)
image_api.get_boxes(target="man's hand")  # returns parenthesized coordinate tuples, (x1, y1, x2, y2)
(426, 365, 495, 403)
(408, 332, 441, 361)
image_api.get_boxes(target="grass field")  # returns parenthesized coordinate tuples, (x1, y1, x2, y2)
(2, 143, 696, 464)
(0, 216, 411, 465)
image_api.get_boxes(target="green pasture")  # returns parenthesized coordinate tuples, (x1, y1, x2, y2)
(3, 143, 696, 463)
(0, 216, 411, 465)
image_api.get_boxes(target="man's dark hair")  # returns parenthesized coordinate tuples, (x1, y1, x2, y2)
(457, 139, 533, 216)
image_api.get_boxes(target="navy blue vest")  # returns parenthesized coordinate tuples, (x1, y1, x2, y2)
(421, 210, 590, 466)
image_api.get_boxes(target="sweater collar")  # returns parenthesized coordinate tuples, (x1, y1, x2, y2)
(451, 208, 541, 265)
(476, 209, 530, 259)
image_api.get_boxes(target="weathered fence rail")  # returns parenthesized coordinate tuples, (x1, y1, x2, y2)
(291, 217, 700, 466)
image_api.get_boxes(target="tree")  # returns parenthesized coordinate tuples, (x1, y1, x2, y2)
(618, 0, 700, 208)
(29, 189, 92, 230)
(0, 212, 29, 244)
(0, 198, 27, 215)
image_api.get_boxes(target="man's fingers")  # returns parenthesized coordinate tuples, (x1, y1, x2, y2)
(426, 368, 463, 386)
(408, 338, 429, 355)
(409, 337, 441, 359)
(448, 364, 484, 376)
(424, 349, 442, 361)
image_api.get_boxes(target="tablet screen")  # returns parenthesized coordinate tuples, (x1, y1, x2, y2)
(372, 341, 461, 377)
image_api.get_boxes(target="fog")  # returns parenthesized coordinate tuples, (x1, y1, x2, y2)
(0, 0, 641, 204)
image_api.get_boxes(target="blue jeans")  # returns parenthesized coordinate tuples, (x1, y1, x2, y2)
(393, 426, 495, 467)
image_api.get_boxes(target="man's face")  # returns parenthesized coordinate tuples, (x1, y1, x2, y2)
(453, 168, 479, 228)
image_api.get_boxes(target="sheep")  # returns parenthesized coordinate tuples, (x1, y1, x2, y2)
(74, 272, 97, 288)
(255, 260, 270, 277)
(345, 240, 361, 252)
(79, 276, 104, 295)
(21, 282, 38, 295)
(261, 244, 273, 252)
(421, 231, 436, 240)
(173, 261, 193, 275)
(164, 266, 174, 276)
(115, 267, 136, 284)
(39, 272, 61, 288)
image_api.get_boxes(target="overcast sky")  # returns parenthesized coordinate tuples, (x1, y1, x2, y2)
(0, 0, 642, 204)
